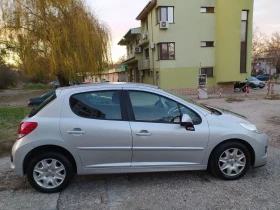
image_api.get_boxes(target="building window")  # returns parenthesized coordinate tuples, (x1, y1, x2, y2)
(201, 67, 214, 77)
(157, 7, 174, 24)
(146, 20, 148, 30)
(240, 10, 248, 73)
(201, 41, 214, 47)
(157, 43, 175, 60)
(145, 48, 149, 59)
(200, 7, 215, 13)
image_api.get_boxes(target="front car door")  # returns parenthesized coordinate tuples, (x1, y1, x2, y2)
(125, 88, 210, 168)
(60, 88, 132, 168)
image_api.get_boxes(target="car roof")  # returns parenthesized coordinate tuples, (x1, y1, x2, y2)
(57, 82, 159, 93)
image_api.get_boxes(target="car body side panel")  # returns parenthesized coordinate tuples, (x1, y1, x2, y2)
(59, 87, 133, 168)
(11, 118, 84, 176)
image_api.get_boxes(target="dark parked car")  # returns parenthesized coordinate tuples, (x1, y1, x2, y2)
(256, 74, 270, 81)
(247, 77, 265, 89)
(28, 90, 55, 106)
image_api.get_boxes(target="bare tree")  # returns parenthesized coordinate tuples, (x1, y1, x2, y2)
(251, 26, 266, 74)
(266, 32, 280, 74)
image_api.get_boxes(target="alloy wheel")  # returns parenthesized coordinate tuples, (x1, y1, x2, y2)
(218, 148, 246, 177)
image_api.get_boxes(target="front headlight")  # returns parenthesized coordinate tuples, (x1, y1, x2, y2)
(239, 123, 260, 134)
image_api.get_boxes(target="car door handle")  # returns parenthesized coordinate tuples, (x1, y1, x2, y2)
(135, 130, 152, 137)
(67, 130, 86, 135)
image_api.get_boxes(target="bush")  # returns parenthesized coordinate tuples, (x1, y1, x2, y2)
(0, 64, 17, 89)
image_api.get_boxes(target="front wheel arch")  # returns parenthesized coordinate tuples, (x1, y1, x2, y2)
(207, 139, 255, 169)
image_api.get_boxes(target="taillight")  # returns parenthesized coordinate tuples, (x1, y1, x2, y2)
(18, 122, 38, 140)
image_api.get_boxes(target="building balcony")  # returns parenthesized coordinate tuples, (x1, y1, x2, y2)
(122, 52, 137, 64)
(138, 32, 149, 47)
(138, 59, 150, 70)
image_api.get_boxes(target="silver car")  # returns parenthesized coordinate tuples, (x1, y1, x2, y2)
(11, 83, 268, 193)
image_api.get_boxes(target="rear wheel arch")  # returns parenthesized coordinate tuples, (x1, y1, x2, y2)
(23, 145, 77, 175)
(208, 139, 255, 168)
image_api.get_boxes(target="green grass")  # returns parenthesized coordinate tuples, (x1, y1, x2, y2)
(0, 107, 31, 157)
(23, 84, 52, 90)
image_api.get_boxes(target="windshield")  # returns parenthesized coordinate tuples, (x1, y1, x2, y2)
(164, 89, 212, 113)
(249, 77, 258, 81)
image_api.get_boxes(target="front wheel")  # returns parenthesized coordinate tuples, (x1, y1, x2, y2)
(27, 152, 74, 193)
(209, 142, 251, 180)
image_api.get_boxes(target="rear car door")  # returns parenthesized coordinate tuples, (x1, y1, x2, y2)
(125, 89, 210, 167)
(60, 89, 133, 168)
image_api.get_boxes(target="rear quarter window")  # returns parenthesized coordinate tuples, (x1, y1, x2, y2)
(28, 93, 56, 117)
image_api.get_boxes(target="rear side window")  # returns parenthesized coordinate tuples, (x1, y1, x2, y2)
(69, 90, 122, 120)
(29, 93, 56, 117)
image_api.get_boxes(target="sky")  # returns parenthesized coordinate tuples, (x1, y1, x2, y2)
(86, 0, 280, 62)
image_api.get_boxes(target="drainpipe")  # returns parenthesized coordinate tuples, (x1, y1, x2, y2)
(151, 10, 155, 85)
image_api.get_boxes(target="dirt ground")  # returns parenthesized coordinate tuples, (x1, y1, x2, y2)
(199, 97, 280, 148)
(0, 89, 51, 108)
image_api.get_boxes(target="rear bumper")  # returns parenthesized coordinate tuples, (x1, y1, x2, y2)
(11, 140, 33, 176)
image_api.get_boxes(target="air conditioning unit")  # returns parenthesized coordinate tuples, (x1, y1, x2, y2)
(134, 46, 141, 53)
(150, 42, 155, 49)
(160, 21, 169, 29)
(142, 33, 148, 40)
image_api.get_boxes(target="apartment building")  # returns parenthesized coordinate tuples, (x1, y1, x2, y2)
(118, 0, 253, 94)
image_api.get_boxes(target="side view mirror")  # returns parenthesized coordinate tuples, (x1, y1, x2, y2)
(180, 114, 195, 131)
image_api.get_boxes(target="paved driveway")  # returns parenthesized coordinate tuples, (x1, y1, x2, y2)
(1, 98, 280, 210)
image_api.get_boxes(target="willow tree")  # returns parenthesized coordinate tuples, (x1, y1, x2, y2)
(0, 0, 111, 86)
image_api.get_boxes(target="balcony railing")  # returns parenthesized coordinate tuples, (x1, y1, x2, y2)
(138, 59, 150, 70)
(138, 32, 149, 46)
(125, 52, 135, 60)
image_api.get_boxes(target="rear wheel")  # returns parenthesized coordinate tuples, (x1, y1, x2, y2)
(27, 152, 74, 193)
(209, 141, 251, 180)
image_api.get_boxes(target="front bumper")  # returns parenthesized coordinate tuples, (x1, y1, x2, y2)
(252, 133, 268, 168)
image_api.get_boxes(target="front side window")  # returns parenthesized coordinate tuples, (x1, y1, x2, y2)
(128, 91, 179, 122)
(157, 7, 174, 23)
(128, 91, 201, 125)
(179, 105, 202, 125)
(158, 43, 175, 60)
(70, 90, 122, 120)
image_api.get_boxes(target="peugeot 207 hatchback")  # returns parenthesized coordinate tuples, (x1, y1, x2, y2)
(11, 83, 268, 193)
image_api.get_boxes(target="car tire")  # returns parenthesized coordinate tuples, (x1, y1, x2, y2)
(27, 152, 74, 193)
(209, 141, 251, 180)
